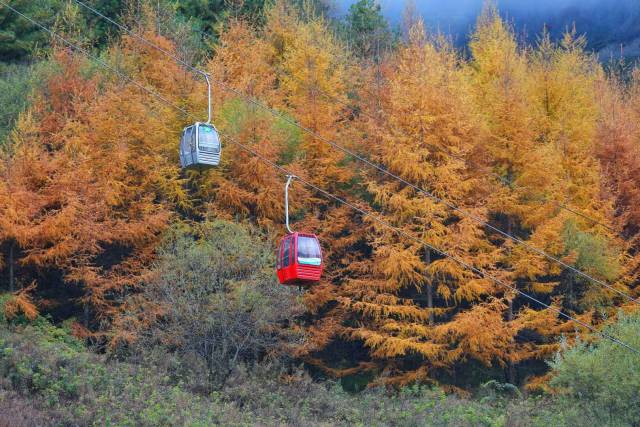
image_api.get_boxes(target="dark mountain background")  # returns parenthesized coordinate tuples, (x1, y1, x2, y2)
(334, 0, 640, 59)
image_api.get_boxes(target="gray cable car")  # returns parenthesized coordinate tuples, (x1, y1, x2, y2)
(179, 73, 221, 169)
(180, 122, 221, 168)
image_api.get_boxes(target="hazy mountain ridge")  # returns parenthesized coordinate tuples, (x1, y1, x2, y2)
(335, 0, 640, 57)
(510, 0, 640, 52)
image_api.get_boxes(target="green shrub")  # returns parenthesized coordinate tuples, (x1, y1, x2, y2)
(0, 315, 513, 426)
(547, 313, 640, 426)
(222, 366, 508, 426)
(121, 220, 303, 390)
(0, 63, 36, 145)
(0, 319, 248, 426)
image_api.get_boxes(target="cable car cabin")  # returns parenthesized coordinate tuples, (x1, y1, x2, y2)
(179, 122, 221, 169)
(277, 232, 323, 286)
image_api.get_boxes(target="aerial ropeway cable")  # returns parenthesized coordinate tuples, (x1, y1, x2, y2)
(69, 0, 640, 306)
(4, 1, 639, 356)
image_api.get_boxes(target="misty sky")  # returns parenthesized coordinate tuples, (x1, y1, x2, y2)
(333, 0, 640, 53)
(335, 0, 604, 24)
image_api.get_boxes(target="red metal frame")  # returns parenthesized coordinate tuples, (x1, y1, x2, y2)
(276, 232, 323, 286)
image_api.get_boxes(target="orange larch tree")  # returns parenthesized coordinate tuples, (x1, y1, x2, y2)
(316, 22, 504, 385)
(0, 31, 191, 333)
(596, 69, 640, 305)
(468, 8, 625, 385)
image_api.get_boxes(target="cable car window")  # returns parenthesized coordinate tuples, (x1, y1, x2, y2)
(198, 125, 220, 153)
(282, 237, 292, 268)
(297, 236, 321, 266)
(181, 129, 189, 154)
(185, 127, 194, 151)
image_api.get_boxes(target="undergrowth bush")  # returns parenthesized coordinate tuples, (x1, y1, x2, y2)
(548, 313, 640, 426)
(121, 220, 304, 390)
(0, 315, 518, 426)
(1, 293, 637, 425)
(0, 318, 240, 426)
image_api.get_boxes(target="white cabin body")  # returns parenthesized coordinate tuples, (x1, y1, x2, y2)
(180, 122, 221, 169)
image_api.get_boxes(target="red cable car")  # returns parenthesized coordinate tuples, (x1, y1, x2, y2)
(276, 232, 323, 286)
(277, 175, 324, 286)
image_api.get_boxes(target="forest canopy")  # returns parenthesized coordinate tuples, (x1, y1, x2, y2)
(1, 0, 640, 416)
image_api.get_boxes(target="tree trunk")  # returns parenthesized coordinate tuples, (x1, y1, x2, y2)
(156, 0, 160, 35)
(83, 301, 90, 329)
(137, 0, 142, 31)
(425, 249, 434, 325)
(568, 275, 575, 308)
(507, 298, 516, 385)
(8, 241, 15, 292)
(506, 217, 516, 385)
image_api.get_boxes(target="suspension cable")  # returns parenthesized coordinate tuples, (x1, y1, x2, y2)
(4, 1, 639, 355)
(67, 0, 639, 306)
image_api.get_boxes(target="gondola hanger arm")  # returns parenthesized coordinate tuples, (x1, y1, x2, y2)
(285, 175, 297, 234)
(203, 72, 212, 124)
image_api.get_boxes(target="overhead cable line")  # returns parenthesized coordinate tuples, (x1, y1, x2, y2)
(1, 0, 639, 357)
(69, 0, 639, 306)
